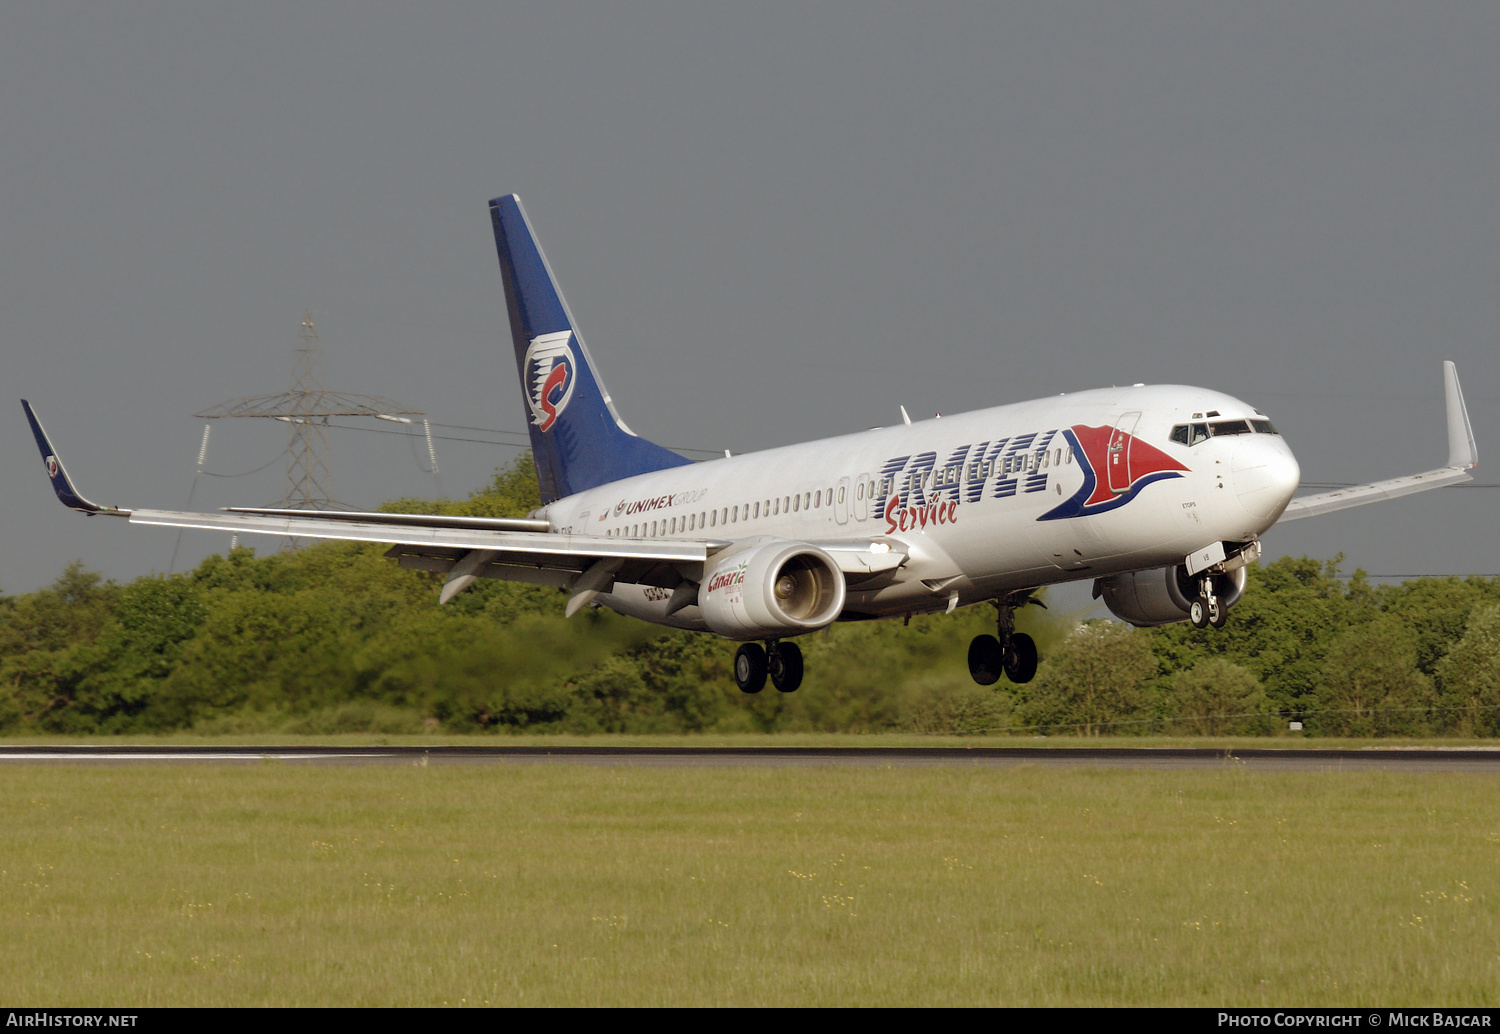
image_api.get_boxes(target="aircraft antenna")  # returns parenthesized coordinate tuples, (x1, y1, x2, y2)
(194, 311, 430, 516)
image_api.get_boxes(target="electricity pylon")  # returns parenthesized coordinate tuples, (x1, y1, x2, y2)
(194, 311, 428, 510)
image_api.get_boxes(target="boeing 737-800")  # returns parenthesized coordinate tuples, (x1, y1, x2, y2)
(23, 194, 1479, 693)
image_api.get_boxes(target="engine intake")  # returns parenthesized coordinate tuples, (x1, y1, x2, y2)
(1095, 564, 1246, 628)
(699, 541, 846, 640)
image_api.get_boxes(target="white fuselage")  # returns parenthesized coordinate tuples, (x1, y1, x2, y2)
(541, 384, 1301, 632)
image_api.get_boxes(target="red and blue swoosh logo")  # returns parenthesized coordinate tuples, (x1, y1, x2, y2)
(1038, 425, 1188, 521)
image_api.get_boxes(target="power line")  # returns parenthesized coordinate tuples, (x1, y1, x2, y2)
(193, 312, 435, 509)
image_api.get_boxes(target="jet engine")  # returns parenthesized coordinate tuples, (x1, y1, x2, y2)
(1094, 564, 1247, 628)
(698, 541, 846, 640)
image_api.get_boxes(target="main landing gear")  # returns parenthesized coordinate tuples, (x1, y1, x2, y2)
(734, 641, 804, 694)
(968, 600, 1038, 686)
(1188, 573, 1229, 630)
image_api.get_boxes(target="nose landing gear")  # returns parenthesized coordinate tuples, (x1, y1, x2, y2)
(1189, 573, 1229, 629)
(734, 640, 804, 694)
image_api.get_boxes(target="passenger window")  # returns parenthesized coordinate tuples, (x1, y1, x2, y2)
(838, 486, 845, 503)
(804, 492, 812, 510)
(722, 508, 729, 525)
(709, 511, 716, 528)
(793, 495, 800, 513)
(1169, 425, 1190, 446)
(815, 490, 821, 508)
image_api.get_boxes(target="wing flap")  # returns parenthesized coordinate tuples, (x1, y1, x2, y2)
(128, 508, 708, 564)
(225, 506, 551, 533)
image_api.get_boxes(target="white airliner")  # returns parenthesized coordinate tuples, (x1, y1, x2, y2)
(24, 195, 1479, 694)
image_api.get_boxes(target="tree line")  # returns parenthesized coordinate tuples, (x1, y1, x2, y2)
(3, 455, 1498, 736)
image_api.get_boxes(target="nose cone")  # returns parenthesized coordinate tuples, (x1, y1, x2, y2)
(1231, 438, 1300, 522)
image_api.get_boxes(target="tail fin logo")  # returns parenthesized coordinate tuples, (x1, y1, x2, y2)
(524, 331, 577, 432)
(45, 455, 59, 479)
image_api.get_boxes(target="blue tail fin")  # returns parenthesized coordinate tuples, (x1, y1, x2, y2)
(489, 195, 691, 504)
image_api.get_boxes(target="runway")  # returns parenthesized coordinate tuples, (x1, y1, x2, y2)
(3, 743, 1500, 771)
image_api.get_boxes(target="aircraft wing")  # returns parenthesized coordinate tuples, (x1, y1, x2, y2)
(1276, 361, 1477, 523)
(22, 400, 907, 612)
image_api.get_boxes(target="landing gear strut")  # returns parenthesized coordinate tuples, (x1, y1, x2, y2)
(1189, 573, 1229, 630)
(968, 600, 1038, 686)
(734, 640, 804, 694)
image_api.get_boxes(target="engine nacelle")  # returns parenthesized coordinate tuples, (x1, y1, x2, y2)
(1095, 564, 1247, 628)
(698, 541, 846, 640)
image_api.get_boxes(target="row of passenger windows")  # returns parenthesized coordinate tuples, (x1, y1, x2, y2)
(1168, 419, 1278, 447)
(605, 486, 841, 538)
(601, 444, 1080, 539)
(869, 447, 1074, 498)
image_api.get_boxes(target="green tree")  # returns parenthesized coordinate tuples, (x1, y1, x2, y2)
(1018, 621, 1158, 735)
(1434, 603, 1500, 736)
(0, 563, 120, 731)
(73, 576, 207, 731)
(1166, 657, 1268, 736)
(1314, 615, 1434, 736)
(1149, 556, 1371, 720)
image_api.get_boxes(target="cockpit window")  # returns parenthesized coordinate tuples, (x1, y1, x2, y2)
(1169, 418, 1279, 446)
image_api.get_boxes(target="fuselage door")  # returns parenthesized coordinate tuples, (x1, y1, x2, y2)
(834, 476, 850, 525)
(1107, 411, 1141, 495)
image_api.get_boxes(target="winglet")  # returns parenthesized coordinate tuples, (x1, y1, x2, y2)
(1444, 361, 1477, 469)
(20, 401, 128, 516)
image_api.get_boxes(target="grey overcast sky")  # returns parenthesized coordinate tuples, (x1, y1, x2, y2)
(2, 2, 1496, 600)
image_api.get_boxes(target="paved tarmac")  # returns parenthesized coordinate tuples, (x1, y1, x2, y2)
(3, 744, 1500, 771)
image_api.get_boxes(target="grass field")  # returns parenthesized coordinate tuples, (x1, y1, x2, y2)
(3, 758, 1498, 1006)
(9, 731, 1500, 748)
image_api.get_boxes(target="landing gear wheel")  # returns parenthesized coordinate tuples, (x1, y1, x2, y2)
(1003, 632, 1038, 684)
(968, 634, 1004, 686)
(1190, 598, 1209, 629)
(734, 643, 767, 694)
(1208, 599, 1228, 629)
(769, 642, 803, 693)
